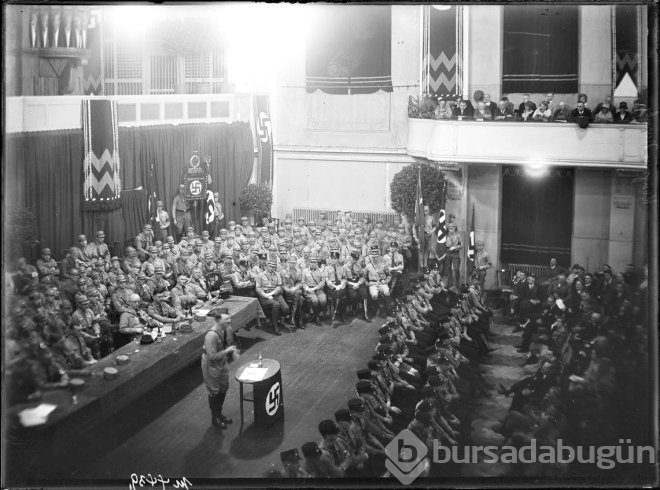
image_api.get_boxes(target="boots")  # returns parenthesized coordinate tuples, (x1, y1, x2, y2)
(291, 302, 302, 329)
(209, 393, 232, 429)
(209, 394, 226, 429)
(363, 300, 371, 322)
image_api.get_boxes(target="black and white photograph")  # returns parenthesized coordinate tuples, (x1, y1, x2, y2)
(2, 1, 658, 488)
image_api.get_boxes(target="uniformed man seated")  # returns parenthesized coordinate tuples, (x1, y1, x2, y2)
(280, 448, 310, 478)
(231, 258, 255, 297)
(255, 258, 289, 335)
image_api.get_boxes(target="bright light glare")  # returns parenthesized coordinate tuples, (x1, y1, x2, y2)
(526, 163, 549, 178)
(432, 5, 452, 11)
(222, 4, 314, 92)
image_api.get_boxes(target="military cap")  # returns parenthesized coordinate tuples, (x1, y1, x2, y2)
(447, 223, 456, 230)
(301, 442, 322, 459)
(347, 398, 365, 412)
(187, 226, 195, 232)
(376, 343, 392, 354)
(421, 385, 436, 398)
(144, 224, 153, 230)
(280, 448, 301, 463)
(208, 307, 229, 318)
(309, 256, 318, 263)
(74, 293, 89, 305)
(166, 236, 175, 243)
(370, 245, 380, 255)
(214, 237, 223, 244)
(267, 258, 278, 267)
(154, 264, 165, 273)
(78, 234, 87, 241)
(96, 230, 106, 238)
(334, 408, 352, 423)
(356, 368, 371, 380)
(318, 419, 340, 437)
(308, 220, 316, 226)
(156, 200, 163, 207)
(148, 246, 158, 253)
(367, 360, 381, 371)
(416, 400, 435, 413)
(356, 380, 373, 394)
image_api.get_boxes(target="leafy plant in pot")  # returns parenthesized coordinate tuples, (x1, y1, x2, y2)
(239, 183, 273, 225)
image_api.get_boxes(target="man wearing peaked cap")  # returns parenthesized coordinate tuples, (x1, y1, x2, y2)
(300, 441, 343, 478)
(383, 241, 404, 296)
(135, 223, 154, 261)
(254, 256, 289, 335)
(302, 256, 327, 325)
(325, 249, 347, 323)
(86, 230, 111, 271)
(364, 245, 393, 316)
(280, 448, 309, 478)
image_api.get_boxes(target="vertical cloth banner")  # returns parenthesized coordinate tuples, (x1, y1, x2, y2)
(435, 179, 448, 263)
(254, 95, 273, 187)
(423, 5, 458, 96)
(82, 99, 121, 211)
(467, 204, 475, 277)
(83, 23, 103, 95)
(205, 189, 215, 225)
(414, 169, 425, 270)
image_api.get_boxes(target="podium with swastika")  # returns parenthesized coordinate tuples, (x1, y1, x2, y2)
(235, 359, 283, 430)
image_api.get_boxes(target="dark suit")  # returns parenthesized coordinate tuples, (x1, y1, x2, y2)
(519, 283, 541, 319)
(568, 108, 593, 128)
(452, 106, 474, 119)
(614, 110, 633, 123)
(518, 101, 537, 115)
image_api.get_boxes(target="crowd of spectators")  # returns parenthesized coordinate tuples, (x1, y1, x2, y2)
(5, 210, 426, 406)
(272, 268, 498, 478)
(429, 92, 648, 126)
(496, 260, 650, 477)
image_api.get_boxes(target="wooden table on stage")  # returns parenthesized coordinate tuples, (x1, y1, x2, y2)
(8, 296, 263, 446)
(234, 359, 283, 430)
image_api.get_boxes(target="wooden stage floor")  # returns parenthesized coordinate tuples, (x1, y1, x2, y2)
(59, 315, 381, 483)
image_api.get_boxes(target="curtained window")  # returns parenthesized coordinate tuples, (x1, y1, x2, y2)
(500, 166, 574, 266)
(502, 5, 578, 93)
(306, 5, 392, 95)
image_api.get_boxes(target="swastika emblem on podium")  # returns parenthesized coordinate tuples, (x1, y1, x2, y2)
(266, 382, 281, 415)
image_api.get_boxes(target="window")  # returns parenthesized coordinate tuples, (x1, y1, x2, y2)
(306, 5, 392, 95)
(502, 5, 578, 93)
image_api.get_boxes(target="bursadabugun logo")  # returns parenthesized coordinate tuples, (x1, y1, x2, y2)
(385, 429, 429, 485)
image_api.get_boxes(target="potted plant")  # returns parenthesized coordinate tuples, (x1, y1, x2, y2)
(239, 183, 273, 225)
(390, 164, 446, 219)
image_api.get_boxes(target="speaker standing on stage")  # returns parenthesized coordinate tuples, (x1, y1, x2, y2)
(202, 308, 239, 429)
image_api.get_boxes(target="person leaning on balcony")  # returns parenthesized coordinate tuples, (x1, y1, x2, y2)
(520, 102, 536, 122)
(593, 105, 614, 124)
(518, 94, 537, 116)
(532, 100, 553, 122)
(452, 99, 474, 120)
(474, 102, 492, 121)
(568, 100, 592, 129)
(614, 102, 633, 123)
(552, 101, 570, 122)
(494, 98, 514, 120)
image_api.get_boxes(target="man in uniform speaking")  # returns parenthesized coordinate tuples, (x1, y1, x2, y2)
(202, 308, 239, 429)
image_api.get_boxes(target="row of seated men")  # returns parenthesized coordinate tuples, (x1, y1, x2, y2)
(494, 262, 650, 477)
(5, 215, 417, 405)
(269, 269, 498, 478)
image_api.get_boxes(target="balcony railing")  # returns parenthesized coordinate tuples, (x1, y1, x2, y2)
(6, 94, 254, 133)
(406, 118, 647, 169)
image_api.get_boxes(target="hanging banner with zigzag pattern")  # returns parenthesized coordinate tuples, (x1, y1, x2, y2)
(83, 24, 103, 95)
(423, 6, 458, 97)
(82, 99, 122, 211)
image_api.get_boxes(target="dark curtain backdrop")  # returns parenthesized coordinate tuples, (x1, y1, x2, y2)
(501, 166, 574, 266)
(5, 121, 254, 260)
(5, 130, 84, 261)
(502, 5, 578, 93)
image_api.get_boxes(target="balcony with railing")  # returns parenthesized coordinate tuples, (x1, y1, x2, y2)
(406, 118, 647, 169)
(5, 93, 254, 133)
